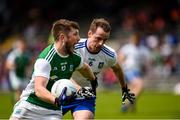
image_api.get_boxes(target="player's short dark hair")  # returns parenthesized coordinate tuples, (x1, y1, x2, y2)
(89, 18, 111, 33)
(52, 19, 79, 41)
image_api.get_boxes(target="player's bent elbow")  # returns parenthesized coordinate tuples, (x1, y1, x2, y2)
(34, 86, 43, 98)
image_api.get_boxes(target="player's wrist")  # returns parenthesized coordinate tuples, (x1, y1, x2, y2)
(94, 75, 97, 81)
(122, 84, 128, 93)
(77, 87, 95, 98)
(54, 97, 60, 107)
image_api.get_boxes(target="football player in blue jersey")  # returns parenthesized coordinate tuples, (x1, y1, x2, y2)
(62, 18, 135, 119)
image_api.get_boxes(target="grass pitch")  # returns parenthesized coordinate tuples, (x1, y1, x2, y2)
(1, 90, 180, 119)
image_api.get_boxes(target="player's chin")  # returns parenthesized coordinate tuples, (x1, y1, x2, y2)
(94, 47, 101, 53)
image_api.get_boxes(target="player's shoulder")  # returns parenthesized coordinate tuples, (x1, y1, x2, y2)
(74, 38, 87, 50)
(7, 49, 19, 59)
(38, 44, 55, 60)
(122, 43, 133, 49)
(120, 43, 133, 52)
(71, 51, 83, 67)
(72, 51, 82, 58)
(8, 49, 16, 56)
(101, 44, 116, 58)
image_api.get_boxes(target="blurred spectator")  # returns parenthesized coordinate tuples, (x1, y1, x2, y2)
(102, 68, 117, 88)
(23, 8, 49, 50)
(0, 0, 11, 42)
(146, 32, 180, 77)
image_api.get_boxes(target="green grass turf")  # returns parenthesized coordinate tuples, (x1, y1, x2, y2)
(0, 92, 14, 119)
(1, 90, 180, 119)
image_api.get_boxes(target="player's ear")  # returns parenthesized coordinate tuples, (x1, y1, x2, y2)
(88, 31, 92, 38)
(59, 33, 65, 41)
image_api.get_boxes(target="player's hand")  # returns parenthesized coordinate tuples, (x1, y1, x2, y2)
(90, 76, 98, 95)
(54, 87, 74, 107)
(77, 87, 95, 99)
(122, 85, 135, 104)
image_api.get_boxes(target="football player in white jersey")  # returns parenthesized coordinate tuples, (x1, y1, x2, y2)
(118, 32, 150, 112)
(10, 19, 96, 120)
(62, 18, 135, 119)
(6, 38, 30, 103)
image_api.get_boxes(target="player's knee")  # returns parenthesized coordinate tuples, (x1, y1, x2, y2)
(132, 78, 143, 87)
(73, 110, 94, 120)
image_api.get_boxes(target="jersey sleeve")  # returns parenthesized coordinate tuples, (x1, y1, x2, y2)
(103, 45, 117, 67)
(109, 52, 117, 67)
(7, 51, 16, 64)
(34, 59, 51, 79)
(119, 45, 129, 56)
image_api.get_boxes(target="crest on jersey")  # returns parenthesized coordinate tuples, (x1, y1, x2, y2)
(61, 62, 67, 71)
(88, 58, 95, 66)
(53, 67, 58, 71)
(98, 62, 104, 69)
(61, 65, 66, 71)
(69, 65, 74, 71)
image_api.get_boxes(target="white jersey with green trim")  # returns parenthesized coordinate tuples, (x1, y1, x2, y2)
(72, 38, 117, 87)
(20, 44, 83, 110)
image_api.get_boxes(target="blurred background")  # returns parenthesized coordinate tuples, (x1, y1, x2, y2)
(0, 0, 180, 119)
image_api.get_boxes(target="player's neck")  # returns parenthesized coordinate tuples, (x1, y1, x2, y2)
(54, 43, 69, 57)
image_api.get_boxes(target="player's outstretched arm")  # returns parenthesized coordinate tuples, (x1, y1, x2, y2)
(111, 63, 126, 88)
(71, 78, 82, 90)
(111, 63, 135, 104)
(78, 62, 96, 81)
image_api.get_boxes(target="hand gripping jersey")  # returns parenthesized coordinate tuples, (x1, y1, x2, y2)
(20, 44, 83, 110)
(72, 38, 117, 87)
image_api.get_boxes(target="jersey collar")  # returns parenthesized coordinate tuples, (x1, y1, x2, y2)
(53, 44, 69, 58)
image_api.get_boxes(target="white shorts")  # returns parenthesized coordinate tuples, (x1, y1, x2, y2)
(10, 100, 62, 120)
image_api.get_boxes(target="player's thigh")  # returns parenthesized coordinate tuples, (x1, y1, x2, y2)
(73, 110, 94, 120)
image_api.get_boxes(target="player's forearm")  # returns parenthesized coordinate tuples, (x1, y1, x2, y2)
(34, 76, 56, 105)
(35, 85, 56, 105)
(112, 64, 126, 88)
(70, 79, 82, 90)
(79, 63, 95, 81)
(117, 52, 125, 64)
(116, 71, 126, 88)
(6, 62, 15, 70)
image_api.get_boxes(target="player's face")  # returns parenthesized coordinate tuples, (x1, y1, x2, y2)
(17, 40, 26, 53)
(88, 27, 110, 53)
(130, 34, 141, 46)
(65, 28, 80, 54)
